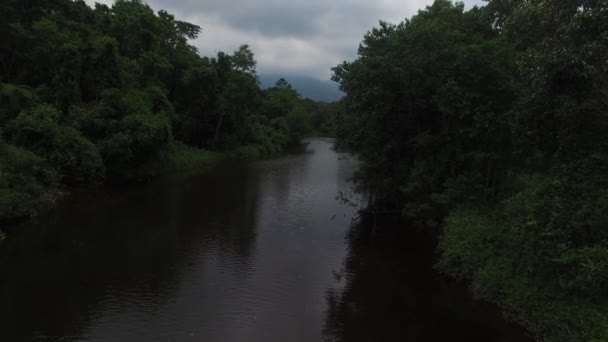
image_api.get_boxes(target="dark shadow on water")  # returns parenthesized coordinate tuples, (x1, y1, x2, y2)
(323, 214, 534, 342)
(0, 162, 261, 341)
(0, 139, 533, 342)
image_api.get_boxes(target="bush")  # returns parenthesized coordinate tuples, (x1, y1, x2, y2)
(80, 90, 174, 182)
(0, 83, 38, 125)
(226, 145, 263, 159)
(0, 141, 58, 223)
(171, 143, 220, 171)
(240, 114, 288, 155)
(7, 104, 105, 186)
(102, 112, 172, 181)
(438, 174, 608, 342)
(286, 105, 312, 144)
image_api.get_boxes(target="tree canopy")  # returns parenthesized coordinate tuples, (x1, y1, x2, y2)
(0, 0, 334, 224)
(334, 0, 608, 340)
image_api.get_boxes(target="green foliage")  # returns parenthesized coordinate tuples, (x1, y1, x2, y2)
(170, 143, 221, 171)
(336, 0, 608, 339)
(231, 44, 257, 74)
(240, 114, 289, 154)
(495, 0, 608, 165)
(333, 0, 517, 216)
(229, 145, 266, 160)
(7, 104, 104, 186)
(0, 140, 58, 223)
(438, 174, 608, 341)
(216, 71, 262, 145)
(260, 78, 299, 119)
(101, 112, 172, 182)
(0, 0, 324, 224)
(286, 105, 313, 144)
(301, 99, 339, 136)
(0, 83, 38, 125)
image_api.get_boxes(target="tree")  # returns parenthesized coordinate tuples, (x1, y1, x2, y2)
(0, 0, 320, 223)
(7, 104, 105, 186)
(334, 1, 608, 340)
(333, 0, 517, 217)
(0, 138, 58, 223)
(231, 44, 257, 74)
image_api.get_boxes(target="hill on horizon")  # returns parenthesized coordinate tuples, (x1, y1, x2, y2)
(259, 74, 343, 102)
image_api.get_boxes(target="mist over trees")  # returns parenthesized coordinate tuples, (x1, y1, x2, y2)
(333, 1, 608, 340)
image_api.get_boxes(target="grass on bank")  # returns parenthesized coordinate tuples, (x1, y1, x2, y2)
(171, 142, 284, 171)
(0, 141, 281, 226)
(170, 143, 222, 172)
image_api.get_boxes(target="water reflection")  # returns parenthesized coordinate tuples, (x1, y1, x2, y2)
(0, 160, 262, 341)
(0, 139, 530, 342)
(322, 216, 533, 342)
(0, 138, 358, 342)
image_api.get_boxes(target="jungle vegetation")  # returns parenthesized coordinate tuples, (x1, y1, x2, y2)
(0, 0, 336, 224)
(333, 0, 608, 341)
(2, 0, 607, 340)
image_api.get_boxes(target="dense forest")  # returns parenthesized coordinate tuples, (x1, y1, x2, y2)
(2, 0, 607, 340)
(0, 0, 336, 225)
(334, 0, 608, 340)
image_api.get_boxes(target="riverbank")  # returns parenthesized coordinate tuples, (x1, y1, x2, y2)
(0, 143, 218, 232)
(0, 138, 530, 342)
(171, 143, 289, 171)
(437, 174, 608, 342)
(324, 211, 532, 342)
(170, 143, 223, 172)
(0, 140, 308, 238)
(329, 1, 608, 341)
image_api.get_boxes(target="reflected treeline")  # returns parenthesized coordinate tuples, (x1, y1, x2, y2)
(0, 161, 261, 341)
(168, 161, 260, 262)
(323, 214, 533, 342)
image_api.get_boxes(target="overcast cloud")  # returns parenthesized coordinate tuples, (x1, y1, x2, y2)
(85, 0, 485, 79)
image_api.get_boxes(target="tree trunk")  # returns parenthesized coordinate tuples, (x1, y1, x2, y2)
(213, 112, 225, 146)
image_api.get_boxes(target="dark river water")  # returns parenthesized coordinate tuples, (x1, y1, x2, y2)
(0, 138, 531, 342)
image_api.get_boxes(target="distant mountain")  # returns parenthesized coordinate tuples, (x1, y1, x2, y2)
(259, 74, 343, 102)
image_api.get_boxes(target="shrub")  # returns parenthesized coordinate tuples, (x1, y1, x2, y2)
(7, 104, 105, 186)
(170, 143, 220, 171)
(0, 141, 58, 223)
(438, 174, 608, 341)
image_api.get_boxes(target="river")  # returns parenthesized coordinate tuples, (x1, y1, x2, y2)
(0, 138, 531, 341)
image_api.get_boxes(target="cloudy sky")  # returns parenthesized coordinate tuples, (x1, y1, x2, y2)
(84, 0, 485, 80)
